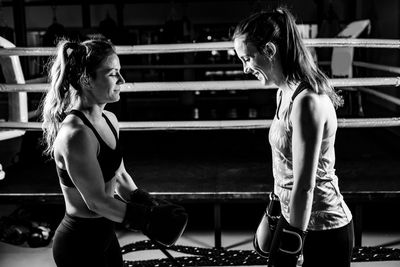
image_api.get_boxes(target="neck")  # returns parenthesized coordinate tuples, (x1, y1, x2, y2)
(73, 98, 105, 122)
(277, 82, 301, 102)
(277, 82, 296, 94)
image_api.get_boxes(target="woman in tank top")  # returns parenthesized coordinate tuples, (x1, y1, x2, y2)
(233, 6, 353, 267)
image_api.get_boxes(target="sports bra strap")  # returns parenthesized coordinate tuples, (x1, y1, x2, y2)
(102, 113, 118, 140)
(68, 109, 118, 143)
(291, 81, 310, 102)
(69, 110, 103, 142)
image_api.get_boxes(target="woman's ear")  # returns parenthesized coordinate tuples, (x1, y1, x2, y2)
(79, 75, 92, 89)
(262, 42, 276, 59)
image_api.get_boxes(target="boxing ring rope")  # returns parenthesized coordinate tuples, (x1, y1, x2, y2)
(1, 38, 400, 56)
(1, 77, 400, 93)
(1, 117, 400, 131)
(1, 77, 400, 130)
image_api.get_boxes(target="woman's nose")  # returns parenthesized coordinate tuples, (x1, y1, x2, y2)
(117, 73, 125, 84)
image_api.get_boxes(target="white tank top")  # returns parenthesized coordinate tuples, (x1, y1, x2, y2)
(269, 83, 352, 230)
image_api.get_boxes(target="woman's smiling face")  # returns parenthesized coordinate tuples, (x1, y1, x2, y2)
(88, 53, 125, 104)
(234, 36, 275, 86)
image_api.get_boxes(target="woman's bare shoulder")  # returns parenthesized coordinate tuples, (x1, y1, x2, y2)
(55, 118, 95, 154)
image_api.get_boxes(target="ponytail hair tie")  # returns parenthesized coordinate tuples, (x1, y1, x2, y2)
(64, 42, 79, 57)
(64, 42, 88, 59)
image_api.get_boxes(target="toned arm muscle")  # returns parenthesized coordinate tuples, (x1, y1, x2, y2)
(290, 93, 324, 230)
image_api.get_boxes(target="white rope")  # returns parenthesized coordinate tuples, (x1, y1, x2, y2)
(118, 120, 272, 130)
(303, 38, 400, 48)
(1, 118, 400, 131)
(0, 191, 398, 200)
(330, 77, 400, 87)
(150, 192, 270, 200)
(337, 117, 400, 128)
(1, 39, 400, 56)
(123, 63, 241, 70)
(1, 77, 399, 93)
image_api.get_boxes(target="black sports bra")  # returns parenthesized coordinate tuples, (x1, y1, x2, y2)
(56, 110, 122, 188)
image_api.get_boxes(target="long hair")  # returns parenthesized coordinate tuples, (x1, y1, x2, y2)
(232, 6, 343, 108)
(41, 38, 116, 157)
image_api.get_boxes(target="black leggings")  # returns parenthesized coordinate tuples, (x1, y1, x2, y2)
(52, 214, 124, 267)
(302, 220, 354, 267)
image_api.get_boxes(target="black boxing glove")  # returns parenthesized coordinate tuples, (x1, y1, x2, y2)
(28, 225, 52, 248)
(123, 198, 188, 247)
(129, 188, 157, 206)
(122, 202, 150, 231)
(129, 189, 178, 209)
(268, 216, 307, 267)
(144, 202, 188, 247)
(253, 193, 281, 257)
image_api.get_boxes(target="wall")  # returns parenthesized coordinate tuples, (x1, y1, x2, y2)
(0, 0, 323, 29)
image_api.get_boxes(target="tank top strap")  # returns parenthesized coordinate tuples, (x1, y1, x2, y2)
(69, 109, 103, 143)
(102, 113, 118, 141)
(285, 81, 311, 130)
(291, 81, 310, 103)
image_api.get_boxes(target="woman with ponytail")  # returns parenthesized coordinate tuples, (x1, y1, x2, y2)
(233, 7, 353, 267)
(41, 39, 187, 267)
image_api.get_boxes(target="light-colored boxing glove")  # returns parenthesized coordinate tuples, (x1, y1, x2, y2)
(268, 216, 307, 267)
(253, 193, 281, 257)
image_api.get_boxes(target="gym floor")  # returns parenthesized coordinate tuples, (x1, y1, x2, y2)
(0, 202, 399, 267)
(0, 227, 399, 266)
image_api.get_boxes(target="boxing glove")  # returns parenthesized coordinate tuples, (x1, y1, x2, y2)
(253, 193, 281, 257)
(129, 188, 157, 206)
(123, 198, 188, 247)
(268, 216, 307, 267)
(28, 225, 52, 248)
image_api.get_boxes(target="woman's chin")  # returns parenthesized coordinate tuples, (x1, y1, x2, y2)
(109, 95, 120, 103)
